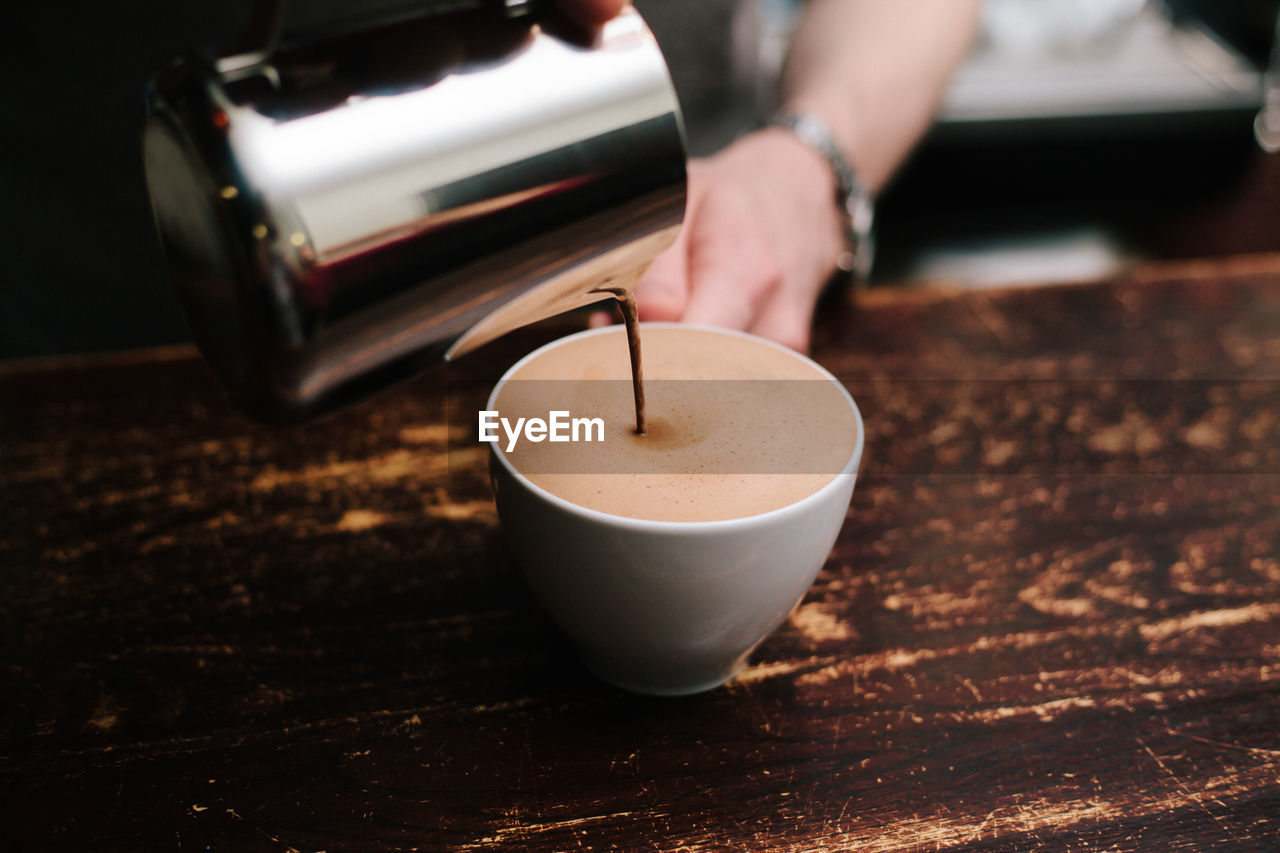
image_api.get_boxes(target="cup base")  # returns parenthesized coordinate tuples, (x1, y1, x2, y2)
(580, 652, 750, 697)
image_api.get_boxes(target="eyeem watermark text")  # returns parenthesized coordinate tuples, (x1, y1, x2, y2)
(479, 410, 605, 452)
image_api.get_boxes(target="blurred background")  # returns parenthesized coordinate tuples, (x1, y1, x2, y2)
(3, 0, 1278, 358)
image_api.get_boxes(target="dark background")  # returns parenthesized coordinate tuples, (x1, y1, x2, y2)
(3, 2, 258, 358)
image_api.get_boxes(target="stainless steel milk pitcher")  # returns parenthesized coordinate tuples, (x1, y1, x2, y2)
(143, 1, 687, 422)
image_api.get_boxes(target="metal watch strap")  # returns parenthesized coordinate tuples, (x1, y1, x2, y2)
(1255, 4, 1280, 152)
(768, 112, 875, 278)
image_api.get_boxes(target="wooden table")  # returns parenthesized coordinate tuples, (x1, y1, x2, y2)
(3, 256, 1279, 851)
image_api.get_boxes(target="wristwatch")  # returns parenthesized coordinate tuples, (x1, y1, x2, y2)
(768, 112, 875, 279)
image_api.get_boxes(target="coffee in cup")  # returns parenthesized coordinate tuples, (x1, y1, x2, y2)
(486, 323, 863, 693)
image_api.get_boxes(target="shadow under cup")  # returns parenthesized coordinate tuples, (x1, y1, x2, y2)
(487, 324, 864, 695)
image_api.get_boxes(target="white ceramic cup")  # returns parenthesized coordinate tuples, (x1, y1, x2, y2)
(487, 324, 864, 695)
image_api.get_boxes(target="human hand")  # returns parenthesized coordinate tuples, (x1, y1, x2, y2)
(594, 127, 846, 353)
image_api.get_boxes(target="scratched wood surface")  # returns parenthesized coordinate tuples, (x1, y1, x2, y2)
(2, 257, 1279, 851)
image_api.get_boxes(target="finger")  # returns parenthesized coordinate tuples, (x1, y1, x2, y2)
(748, 286, 814, 353)
(680, 214, 780, 331)
(680, 253, 779, 332)
(633, 227, 691, 322)
(555, 0, 627, 28)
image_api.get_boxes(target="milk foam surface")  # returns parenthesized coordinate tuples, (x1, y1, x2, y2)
(492, 326, 857, 522)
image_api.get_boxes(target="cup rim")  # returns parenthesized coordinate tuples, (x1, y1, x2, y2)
(486, 322, 864, 532)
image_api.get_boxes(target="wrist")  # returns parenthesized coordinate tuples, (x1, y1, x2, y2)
(755, 126, 839, 204)
(748, 127, 847, 269)
(767, 111, 875, 277)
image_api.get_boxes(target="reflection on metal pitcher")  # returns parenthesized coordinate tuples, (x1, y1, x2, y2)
(143, 6, 686, 421)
